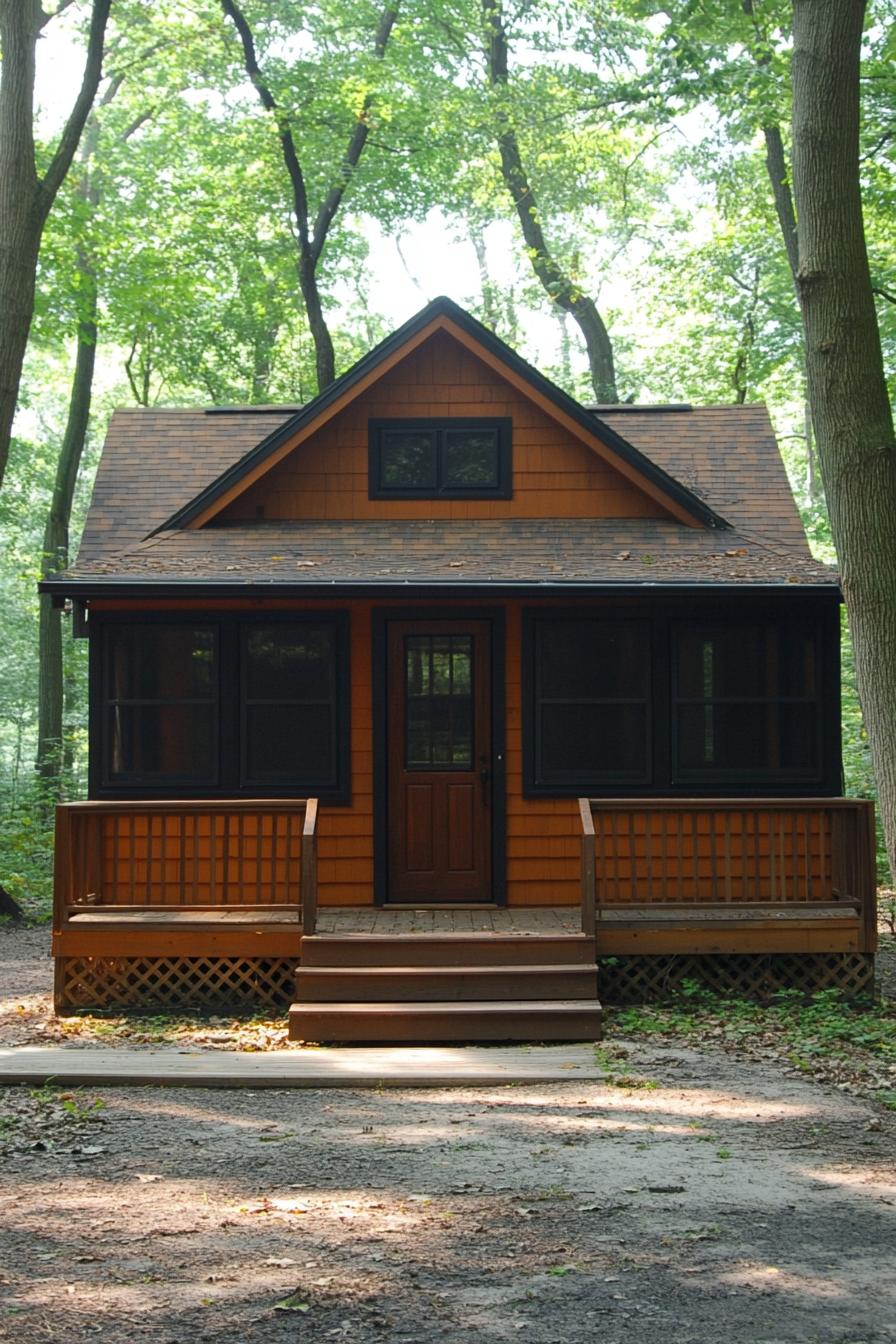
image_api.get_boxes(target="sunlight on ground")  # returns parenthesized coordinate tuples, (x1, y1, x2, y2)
(799, 1165, 896, 1199)
(719, 1264, 849, 1300)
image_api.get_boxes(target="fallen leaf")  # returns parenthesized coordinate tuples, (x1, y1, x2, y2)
(273, 1291, 311, 1314)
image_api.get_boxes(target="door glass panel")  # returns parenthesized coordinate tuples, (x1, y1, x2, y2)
(406, 635, 473, 769)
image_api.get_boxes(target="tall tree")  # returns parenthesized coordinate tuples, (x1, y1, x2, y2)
(481, 0, 618, 401)
(0, 0, 112, 491)
(220, 0, 397, 393)
(790, 0, 896, 878)
(36, 70, 147, 790)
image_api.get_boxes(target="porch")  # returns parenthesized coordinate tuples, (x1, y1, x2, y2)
(51, 795, 877, 1026)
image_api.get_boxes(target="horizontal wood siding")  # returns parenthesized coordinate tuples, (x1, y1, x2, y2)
(218, 332, 668, 523)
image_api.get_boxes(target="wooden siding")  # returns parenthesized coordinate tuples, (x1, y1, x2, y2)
(218, 332, 670, 524)
(84, 597, 855, 912)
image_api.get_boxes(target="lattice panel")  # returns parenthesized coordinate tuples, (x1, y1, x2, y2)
(599, 953, 876, 1004)
(57, 956, 298, 1012)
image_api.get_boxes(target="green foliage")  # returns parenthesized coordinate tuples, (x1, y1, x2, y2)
(2, 0, 893, 873)
(612, 985, 896, 1108)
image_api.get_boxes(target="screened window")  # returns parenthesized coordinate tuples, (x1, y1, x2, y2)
(530, 619, 651, 788)
(105, 625, 217, 783)
(673, 622, 820, 779)
(369, 418, 511, 498)
(242, 624, 339, 786)
(524, 610, 833, 796)
(98, 617, 349, 798)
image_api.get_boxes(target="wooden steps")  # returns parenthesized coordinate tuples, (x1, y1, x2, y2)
(289, 1000, 604, 1044)
(296, 964, 598, 1002)
(299, 932, 596, 967)
(289, 932, 602, 1043)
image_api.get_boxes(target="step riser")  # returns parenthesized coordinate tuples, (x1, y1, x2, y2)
(289, 1004, 604, 1044)
(300, 934, 595, 968)
(296, 967, 598, 1002)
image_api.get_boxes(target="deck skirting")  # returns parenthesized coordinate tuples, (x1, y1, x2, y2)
(55, 954, 298, 1014)
(599, 951, 876, 1004)
(54, 948, 876, 1014)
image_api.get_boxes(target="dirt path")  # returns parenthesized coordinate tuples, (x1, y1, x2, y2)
(2, 1049, 895, 1344)
(1, 923, 896, 1343)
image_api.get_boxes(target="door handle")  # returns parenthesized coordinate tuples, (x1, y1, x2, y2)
(479, 757, 490, 804)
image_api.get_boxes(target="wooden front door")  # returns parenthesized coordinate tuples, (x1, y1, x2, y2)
(387, 620, 493, 903)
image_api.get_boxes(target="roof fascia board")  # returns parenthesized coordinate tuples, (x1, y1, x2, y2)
(40, 578, 840, 601)
(153, 298, 728, 536)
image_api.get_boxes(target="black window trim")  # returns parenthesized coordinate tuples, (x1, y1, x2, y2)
(91, 611, 351, 803)
(368, 416, 512, 499)
(522, 603, 839, 799)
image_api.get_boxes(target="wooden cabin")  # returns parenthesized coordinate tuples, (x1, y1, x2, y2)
(42, 298, 877, 1041)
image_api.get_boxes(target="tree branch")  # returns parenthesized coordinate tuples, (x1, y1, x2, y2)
(310, 5, 397, 263)
(482, 0, 617, 399)
(39, 0, 112, 213)
(872, 284, 896, 306)
(220, 0, 311, 249)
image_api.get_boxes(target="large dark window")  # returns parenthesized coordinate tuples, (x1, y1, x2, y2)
(369, 418, 512, 498)
(105, 625, 217, 784)
(242, 624, 339, 786)
(673, 621, 820, 781)
(524, 608, 834, 796)
(529, 619, 652, 789)
(98, 616, 349, 798)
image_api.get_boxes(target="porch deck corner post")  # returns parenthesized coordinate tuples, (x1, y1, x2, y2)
(53, 802, 73, 935)
(861, 800, 878, 953)
(301, 797, 319, 937)
(578, 797, 597, 936)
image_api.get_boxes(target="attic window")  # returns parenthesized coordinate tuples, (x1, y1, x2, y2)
(369, 418, 512, 499)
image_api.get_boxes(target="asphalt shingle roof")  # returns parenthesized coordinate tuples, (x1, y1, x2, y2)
(63, 402, 835, 591)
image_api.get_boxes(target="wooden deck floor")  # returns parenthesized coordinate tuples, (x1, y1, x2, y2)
(316, 907, 582, 934)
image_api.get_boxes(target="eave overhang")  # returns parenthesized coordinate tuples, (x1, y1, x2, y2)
(41, 577, 842, 606)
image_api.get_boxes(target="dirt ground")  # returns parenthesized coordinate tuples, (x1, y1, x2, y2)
(2, 925, 895, 1344)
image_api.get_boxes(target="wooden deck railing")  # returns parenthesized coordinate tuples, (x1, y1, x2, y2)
(578, 798, 877, 950)
(53, 799, 319, 930)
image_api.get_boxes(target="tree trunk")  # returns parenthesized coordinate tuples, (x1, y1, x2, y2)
(0, 1, 42, 490)
(791, 0, 896, 880)
(482, 0, 618, 403)
(298, 249, 336, 391)
(762, 123, 799, 282)
(0, 0, 110, 490)
(221, 1, 395, 395)
(36, 277, 97, 792)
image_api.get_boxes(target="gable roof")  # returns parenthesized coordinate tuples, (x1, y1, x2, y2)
(155, 297, 728, 534)
(47, 401, 837, 596)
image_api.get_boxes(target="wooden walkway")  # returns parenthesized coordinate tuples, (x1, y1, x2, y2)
(0, 1044, 603, 1089)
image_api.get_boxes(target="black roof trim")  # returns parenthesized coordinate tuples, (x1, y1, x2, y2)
(205, 405, 304, 416)
(40, 578, 840, 603)
(153, 298, 729, 535)
(587, 403, 693, 413)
